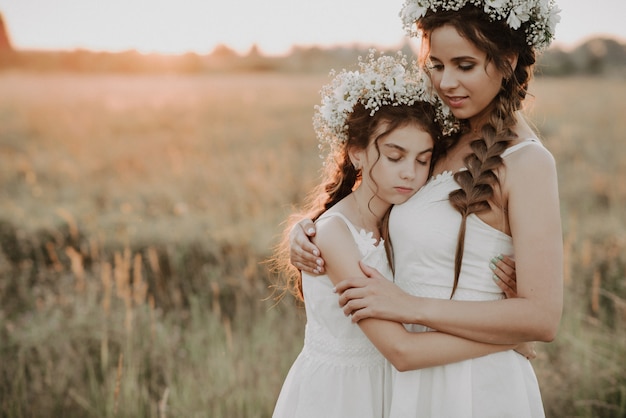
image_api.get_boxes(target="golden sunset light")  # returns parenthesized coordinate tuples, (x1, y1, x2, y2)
(1, 0, 625, 415)
(1, 0, 625, 55)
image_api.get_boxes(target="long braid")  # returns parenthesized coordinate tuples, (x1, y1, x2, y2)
(448, 96, 516, 297)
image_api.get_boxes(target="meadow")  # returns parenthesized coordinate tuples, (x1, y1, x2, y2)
(0, 70, 624, 417)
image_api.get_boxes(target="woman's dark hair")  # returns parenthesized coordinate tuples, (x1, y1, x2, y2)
(418, 5, 536, 298)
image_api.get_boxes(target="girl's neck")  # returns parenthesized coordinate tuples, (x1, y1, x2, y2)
(350, 188, 388, 234)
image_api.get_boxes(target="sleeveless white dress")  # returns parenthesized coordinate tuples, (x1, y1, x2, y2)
(273, 212, 393, 418)
(387, 140, 545, 418)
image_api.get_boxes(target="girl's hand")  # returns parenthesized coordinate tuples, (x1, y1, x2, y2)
(493, 256, 538, 359)
(289, 219, 324, 274)
(335, 261, 413, 323)
(491, 255, 517, 298)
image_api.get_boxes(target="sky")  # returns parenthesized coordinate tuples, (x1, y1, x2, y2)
(0, 0, 625, 56)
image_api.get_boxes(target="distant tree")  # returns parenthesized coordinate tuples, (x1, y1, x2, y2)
(0, 12, 13, 51)
(210, 44, 238, 59)
(247, 44, 262, 58)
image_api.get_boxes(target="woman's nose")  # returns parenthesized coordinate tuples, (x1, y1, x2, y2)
(439, 68, 458, 90)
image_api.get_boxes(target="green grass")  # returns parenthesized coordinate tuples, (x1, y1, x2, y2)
(0, 72, 625, 417)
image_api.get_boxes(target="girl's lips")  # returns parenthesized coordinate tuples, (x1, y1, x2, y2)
(395, 187, 414, 194)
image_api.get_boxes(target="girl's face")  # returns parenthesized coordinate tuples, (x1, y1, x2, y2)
(358, 122, 433, 206)
(426, 24, 506, 124)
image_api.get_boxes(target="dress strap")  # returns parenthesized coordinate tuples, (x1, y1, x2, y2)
(502, 138, 540, 158)
(317, 212, 360, 236)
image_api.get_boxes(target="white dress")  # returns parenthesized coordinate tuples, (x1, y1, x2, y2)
(387, 140, 545, 418)
(273, 212, 393, 418)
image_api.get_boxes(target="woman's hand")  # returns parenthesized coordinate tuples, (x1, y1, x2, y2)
(491, 255, 517, 298)
(335, 261, 414, 323)
(289, 219, 324, 274)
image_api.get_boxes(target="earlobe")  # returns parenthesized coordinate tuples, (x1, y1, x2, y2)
(348, 146, 364, 170)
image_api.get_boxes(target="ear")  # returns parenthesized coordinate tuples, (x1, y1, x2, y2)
(348, 145, 365, 170)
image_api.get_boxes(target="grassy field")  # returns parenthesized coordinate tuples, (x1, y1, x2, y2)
(0, 71, 625, 417)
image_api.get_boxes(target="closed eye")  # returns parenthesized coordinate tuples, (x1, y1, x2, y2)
(427, 63, 443, 71)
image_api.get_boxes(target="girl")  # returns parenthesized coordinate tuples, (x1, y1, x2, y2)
(272, 51, 523, 418)
(290, 1, 563, 416)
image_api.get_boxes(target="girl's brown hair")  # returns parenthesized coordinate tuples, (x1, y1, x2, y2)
(418, 5, 536, 298)
(270, 102, 439, 301)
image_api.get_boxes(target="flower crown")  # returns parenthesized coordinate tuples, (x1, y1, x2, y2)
(313, 50, 457, 155)
(400, 0, 561, 51)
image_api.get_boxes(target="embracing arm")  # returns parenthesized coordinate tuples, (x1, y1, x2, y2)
(315, 216, 517, 372)
(337, 146, 563, 344)
(290, 219, 325, 274)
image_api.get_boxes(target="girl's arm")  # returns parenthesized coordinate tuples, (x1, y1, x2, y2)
(315, 216, 518, 372)
(336, 145, 563, 344)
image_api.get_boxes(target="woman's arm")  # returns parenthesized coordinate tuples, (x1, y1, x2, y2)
(336, 146, 563, 344)
(315, 216, 517, 371)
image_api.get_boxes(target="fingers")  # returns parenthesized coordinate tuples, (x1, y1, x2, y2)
(495, 255, 516, 279)
(358, 261, 382, 279)
(341, 297, 371, 322)
(301, 219, 316, 237)
(289, 220, 324, 274)
(334, 279, 365, 304)
(490, 254, 517, 298)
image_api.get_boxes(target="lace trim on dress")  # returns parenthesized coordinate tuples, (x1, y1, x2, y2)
(301, 325, 384, 366)
(317, 211, 382, 251)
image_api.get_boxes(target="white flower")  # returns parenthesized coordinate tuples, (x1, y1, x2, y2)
(485, 0, 506, 8)
(547, 5, 561, 34)
(400, 0, 561, 51)
(507, 4, 531, 29)
(313, 50, 457, 154)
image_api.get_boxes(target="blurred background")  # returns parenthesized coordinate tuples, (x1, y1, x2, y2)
(0, 1, 625, 417)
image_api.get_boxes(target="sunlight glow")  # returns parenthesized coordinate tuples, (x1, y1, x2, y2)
(0, 0, 624, 55)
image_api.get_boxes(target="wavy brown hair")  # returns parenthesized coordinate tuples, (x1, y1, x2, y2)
(269, 102, 440, 301)
(418, 5, 536, 298)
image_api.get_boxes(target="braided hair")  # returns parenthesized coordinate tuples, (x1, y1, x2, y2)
(418, 5, 536, 298)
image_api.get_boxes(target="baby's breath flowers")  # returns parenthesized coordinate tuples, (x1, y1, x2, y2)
(400, 0, 561, 51)
(313, 50, 457, 157)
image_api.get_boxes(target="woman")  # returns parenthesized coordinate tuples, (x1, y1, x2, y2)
(272, 51, 524, 418)
(290, 1, 563, 416)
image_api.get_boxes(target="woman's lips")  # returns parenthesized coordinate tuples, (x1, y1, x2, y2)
(446, 95, 467, 108)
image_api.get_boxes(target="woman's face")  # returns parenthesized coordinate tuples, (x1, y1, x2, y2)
(426, 24, 505, 124)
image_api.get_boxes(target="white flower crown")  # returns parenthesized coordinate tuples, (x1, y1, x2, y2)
(313, 50, 458, 156)
(400, 0, 561, 51)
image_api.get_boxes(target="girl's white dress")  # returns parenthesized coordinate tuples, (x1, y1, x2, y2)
(273, 212, 393, 418)
(387, 140, 546, 418)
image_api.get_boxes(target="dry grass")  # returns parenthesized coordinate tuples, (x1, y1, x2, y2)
(0, 71, 624, 417)
(0, 72, 325, 250)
